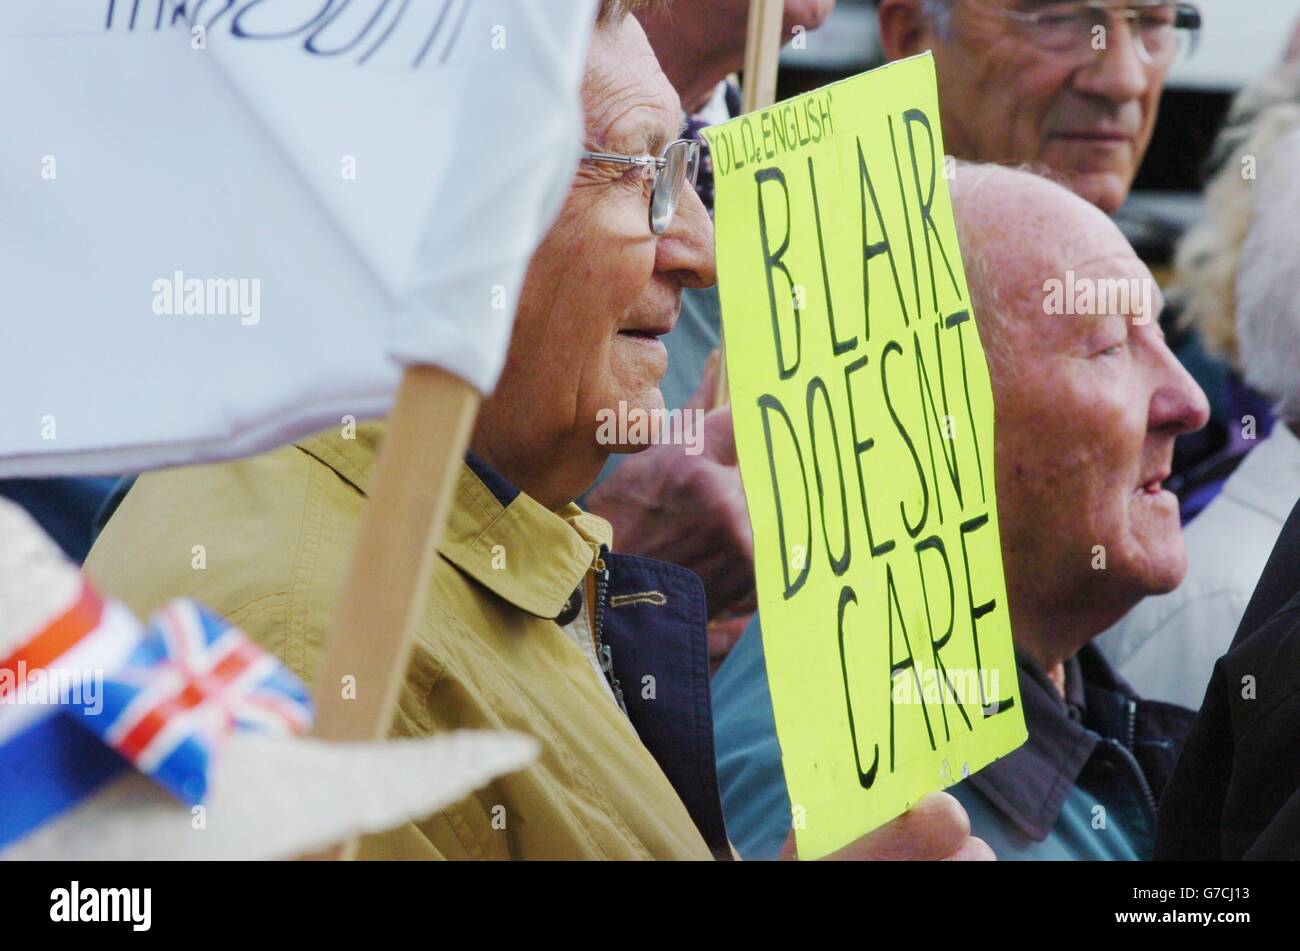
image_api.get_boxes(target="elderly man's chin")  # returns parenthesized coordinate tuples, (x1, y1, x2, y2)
(602, 334, 670, 454)
(1047, 145, 1136, 215)
(1126, 487, 1188, 594)
(611, 331, 668, 387)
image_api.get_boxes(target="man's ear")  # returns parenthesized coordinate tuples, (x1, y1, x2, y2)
(876, 0, 939, 61)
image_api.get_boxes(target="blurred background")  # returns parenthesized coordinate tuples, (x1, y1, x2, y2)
(777, 0, 1296, 266)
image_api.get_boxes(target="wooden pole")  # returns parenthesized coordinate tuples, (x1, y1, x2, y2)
(741, 0, 785, 114)
(314, 364, 478, 741)
(310, 364, 479, 857)
(715, 0, 784, 407)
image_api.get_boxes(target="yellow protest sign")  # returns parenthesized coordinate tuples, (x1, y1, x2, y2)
(702, 53, 1027, 859)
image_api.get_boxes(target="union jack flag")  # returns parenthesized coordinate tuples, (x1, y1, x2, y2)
(75, 600, 312, 805)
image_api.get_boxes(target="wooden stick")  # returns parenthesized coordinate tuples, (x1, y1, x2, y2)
(314, 364, 478, 741)
(741, 0, 785, 114)
(310, 365, 479, 858)
(715, 0, 784, 407)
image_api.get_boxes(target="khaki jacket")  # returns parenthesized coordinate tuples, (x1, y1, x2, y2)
(86, 424, 724, 859)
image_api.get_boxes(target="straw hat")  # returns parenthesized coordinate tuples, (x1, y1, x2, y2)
(0, 498, 537, 859)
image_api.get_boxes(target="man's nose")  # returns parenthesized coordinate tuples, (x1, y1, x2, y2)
(1150, 344, 1210, 437)
(1073, 15, 1152, 103)
(656, 184, 717, 289)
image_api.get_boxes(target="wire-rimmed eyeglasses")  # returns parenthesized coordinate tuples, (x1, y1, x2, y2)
(580, 138, 701, 236)
(969, 1, 1202, 67)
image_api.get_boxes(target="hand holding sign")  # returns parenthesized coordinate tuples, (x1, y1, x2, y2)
(703, 54, 1027, 859)
(778, 791, 994, 861)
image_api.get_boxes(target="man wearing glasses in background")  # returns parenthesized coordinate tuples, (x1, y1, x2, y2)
(87, 0, 991, 861)
(874, 0, 1201, 213)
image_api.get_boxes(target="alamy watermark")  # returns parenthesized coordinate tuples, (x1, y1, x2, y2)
(151, 270, 261, 326)
(50, 881, 151, 932)
(1042, 270, 1155, 326)
(596, 402, 705, 456)
(0, 662, 103, 716)
(892, 665, 1000, 711)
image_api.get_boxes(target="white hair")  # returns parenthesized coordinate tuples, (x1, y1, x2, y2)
(949, 162, 1012, 371)
(1235, 127, 1300, 422)
(1172, 60, 1300, 368)
(948, 160, 1074, 375)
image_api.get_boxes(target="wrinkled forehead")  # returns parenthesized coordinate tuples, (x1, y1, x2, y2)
(997, 214, 1159, 344)
(582, 18, 684, 155)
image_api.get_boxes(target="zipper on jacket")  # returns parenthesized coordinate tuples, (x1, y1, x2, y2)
(1101, 736, 1160, 823)
(1103, 699, 1159, 819)
(588, 548, 627, 716)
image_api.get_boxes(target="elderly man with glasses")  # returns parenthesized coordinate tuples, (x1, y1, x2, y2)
(874, 0, 1200, 213)
(85, 0, 990, 861)
(581, 2, 840, 676)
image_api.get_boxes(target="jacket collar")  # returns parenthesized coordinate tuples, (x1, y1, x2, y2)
(965, 648, 1099, 842)
(966, 642, 1194, 842)
(299, 424, 732, 855)
(298, 424, 611, 620)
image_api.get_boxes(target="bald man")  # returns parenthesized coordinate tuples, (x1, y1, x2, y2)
(711, 164, 1209, 860)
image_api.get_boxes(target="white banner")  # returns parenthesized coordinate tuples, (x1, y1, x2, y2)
(0, 0, 596, 475)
